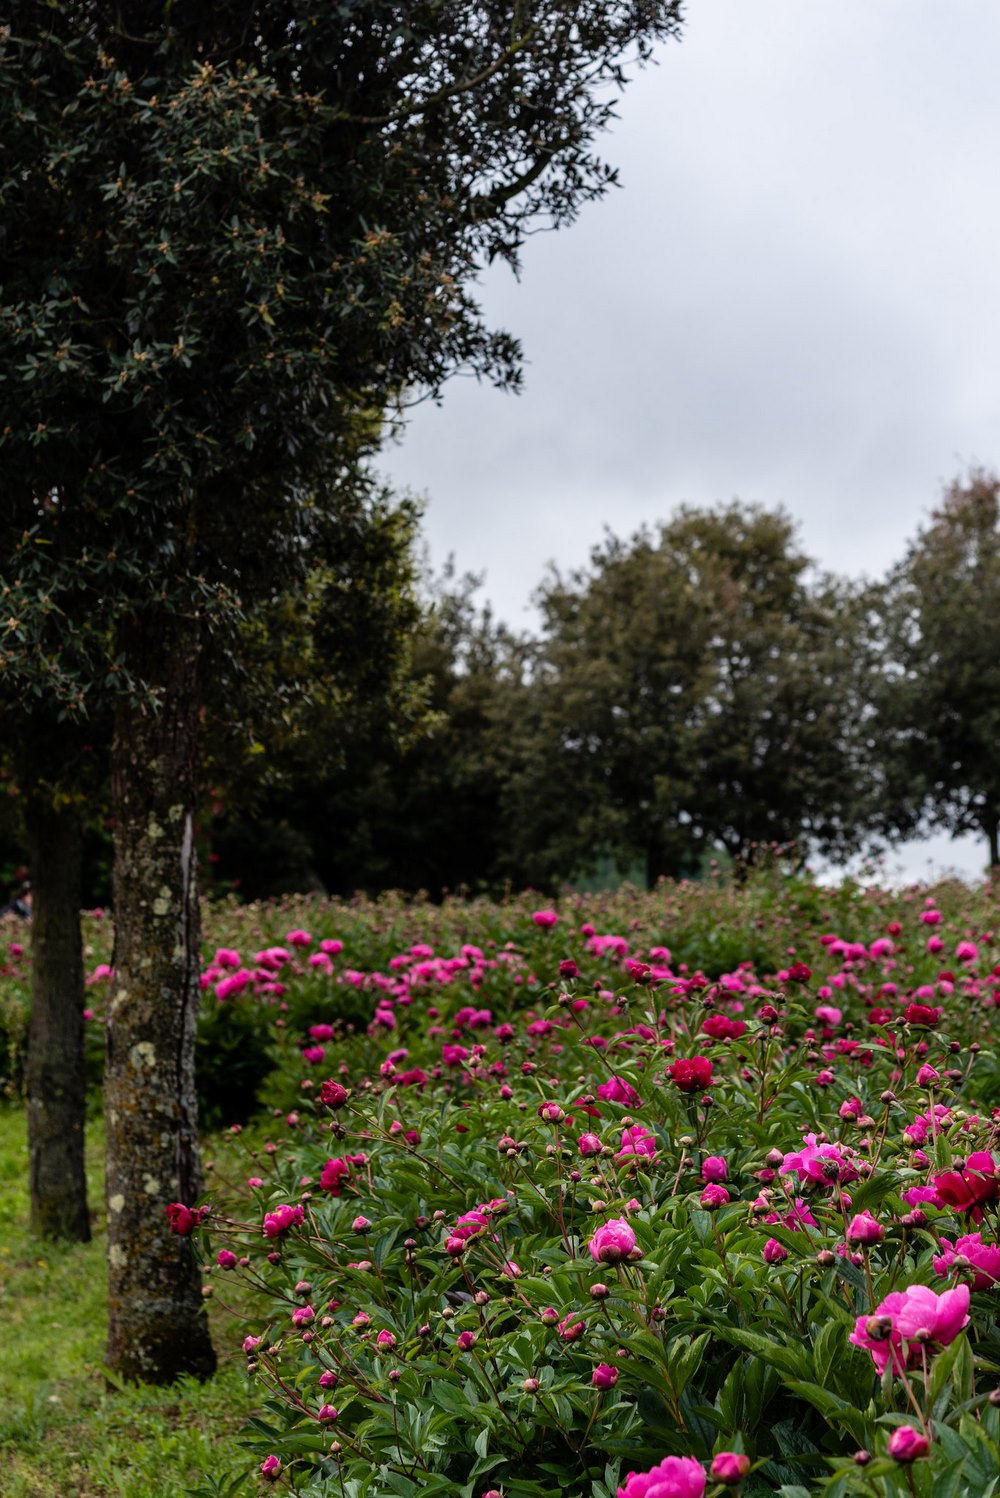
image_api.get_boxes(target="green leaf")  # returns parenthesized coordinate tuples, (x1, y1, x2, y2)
(930, 1334, 973, 1419)
(711, 1327, 811, 1381)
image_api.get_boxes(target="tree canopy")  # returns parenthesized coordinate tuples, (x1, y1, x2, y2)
(0, 0, 684, 1380)
(875, 470, 1000, 868)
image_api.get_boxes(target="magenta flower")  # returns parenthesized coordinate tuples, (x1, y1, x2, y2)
(588, 1218, 637, 1264)
(616, 1455, 706, 1498)
(578, 1132, 603, 1156)
(532, 909, 559, 928)
(933, 1232, 1000, 1290)
(709, 1452, 751, 1483)
(319, 1079, 349, 1108)
(668, 1056, 713, 1093)
(592, 1363, 619, 1390)
(849, 1283, 970, 1375)
(319, 1157, 352, 1196)
(165, 1202, 208, 1236)
(598, 1075, 642, 1106)
(780, 1132, 859, 1187)
(931, 1151, 1000, 1219)
(260, 1455, 282, 1480)
(888, 1426, 930, 1462)
(615, 1125, 658, 1164)
(557, 1313, 585, 1342)
(847, 1211, 884, 1246)
(701, 1156, 728, 1183)
(262, 1203, 304, 1238)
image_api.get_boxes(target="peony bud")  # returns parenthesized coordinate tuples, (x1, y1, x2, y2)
(888, 1425, 930, 1462)
(710, 1452, 751, 1484)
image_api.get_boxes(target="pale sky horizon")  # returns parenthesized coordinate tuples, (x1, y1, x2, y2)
(382, 1, 1000, 886)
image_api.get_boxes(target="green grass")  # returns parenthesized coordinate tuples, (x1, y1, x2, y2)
(0, 1105, 257, 1498)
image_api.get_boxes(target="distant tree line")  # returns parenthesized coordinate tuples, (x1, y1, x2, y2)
(196, 470, 1000, 897)
(4, 472, 997, 905)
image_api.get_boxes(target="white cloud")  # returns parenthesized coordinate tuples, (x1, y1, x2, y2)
(381, 1, 1000, 882)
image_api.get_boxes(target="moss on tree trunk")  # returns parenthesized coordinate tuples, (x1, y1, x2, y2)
(104, 613, 215, 1383)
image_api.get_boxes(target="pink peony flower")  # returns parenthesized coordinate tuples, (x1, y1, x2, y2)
(557, 1312, 585, 1342)
(319, 1079, 349, 1108)
(931, 1151, 1000, 1219)
(888, 1426, 930, 1462)
(780, 1132, 859, 1187)
(710, 1452, 751, 1484)
(616, 1125, 658, 1164)
(532, 909, 559, 928)
(592, 1363, 619, 1389)
(588, 1218, 637, 1264)
(165, 1202, 208, 1236)
(598, 1075, 642, 1106)
(701, 1013, 747, 1041)
(849, 1283, 969, 1375)
(701, 1156, 728, 1183)
(262, 1203, 305, 1238)
(668, 1056, 713, 1093)
(319, 1157, 352, 1196)
(933, 1232, 1000, 1290)
(847, 1211, 884, 1246)
(616, 1455, 706, 1498)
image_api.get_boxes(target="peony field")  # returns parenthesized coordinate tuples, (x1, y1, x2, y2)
(13, 868, 994, 1498)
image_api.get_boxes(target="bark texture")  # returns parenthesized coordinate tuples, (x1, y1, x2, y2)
(105, 613, 215, 1382)
(25, 797, 91, 1241)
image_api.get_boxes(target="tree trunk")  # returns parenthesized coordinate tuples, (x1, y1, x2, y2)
(105, 612, 215, 1383)
(25, 796, 91, 1241)
(988, 813, 999, 873)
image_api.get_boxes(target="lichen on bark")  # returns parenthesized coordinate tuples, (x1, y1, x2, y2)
(104, 613, 215, 1383)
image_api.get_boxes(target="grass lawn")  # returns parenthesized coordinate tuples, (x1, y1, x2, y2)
(0, 1105, 256, 1498)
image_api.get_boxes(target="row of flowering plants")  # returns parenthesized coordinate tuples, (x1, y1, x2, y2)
(160, 892, 1000, 1498)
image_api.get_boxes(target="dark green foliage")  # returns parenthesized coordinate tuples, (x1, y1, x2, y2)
(504, 503, 872, 886)
(0, 0, 681, 710)
(874, 469, 1000, 869)
(195, 995, 277, 1131)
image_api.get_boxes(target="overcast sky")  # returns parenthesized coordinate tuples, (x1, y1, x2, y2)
(382, 1, 1000, 884)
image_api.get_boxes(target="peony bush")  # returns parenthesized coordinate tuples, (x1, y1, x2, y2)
(15, 869, 1000, 1494)
(148, 876, 1000, 1497)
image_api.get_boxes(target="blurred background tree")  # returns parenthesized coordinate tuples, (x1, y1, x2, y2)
(874, 469, 1000, 870)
